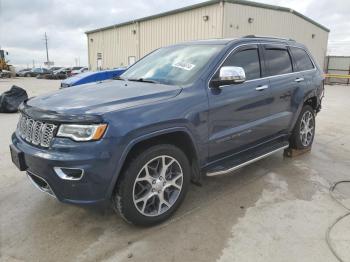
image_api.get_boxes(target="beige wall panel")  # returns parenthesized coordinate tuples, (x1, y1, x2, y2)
(223, 3, 329, 69)
(87, 23, 138, 70)
(87, 2, 328, 70)
(139, 4, 223, 57)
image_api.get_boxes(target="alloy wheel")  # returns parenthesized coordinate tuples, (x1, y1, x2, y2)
(132, 155, 183, 217)
(299, 110, 314, 147)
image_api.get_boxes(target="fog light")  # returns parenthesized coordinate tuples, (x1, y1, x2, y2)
(54, 167, 84, 180)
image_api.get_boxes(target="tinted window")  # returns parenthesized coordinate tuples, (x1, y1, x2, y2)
(222, 49, 261, 80)
(265, 48, 293, 76)
(290, 47, 314, 71)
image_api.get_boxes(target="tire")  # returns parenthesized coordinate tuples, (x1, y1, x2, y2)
(289, 105, 316, 150)
(113, 144, 190, 226)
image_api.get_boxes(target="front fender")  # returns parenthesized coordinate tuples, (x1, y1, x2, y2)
(105, 126, 200, 199)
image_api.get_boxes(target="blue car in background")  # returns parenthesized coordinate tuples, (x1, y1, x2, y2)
(60, 68, 126, 88)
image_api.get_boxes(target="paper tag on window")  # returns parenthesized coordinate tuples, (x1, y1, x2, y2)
(172, 62, 195, 71)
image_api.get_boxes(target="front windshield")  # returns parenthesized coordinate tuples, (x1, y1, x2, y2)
(120, 44, 223, 86)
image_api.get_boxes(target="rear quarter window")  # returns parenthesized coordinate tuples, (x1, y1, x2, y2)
(290, 47, 314, 71)
(264, 48, 293, 76)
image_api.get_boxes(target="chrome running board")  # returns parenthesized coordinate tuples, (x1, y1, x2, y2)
(206, 144, 289, 177)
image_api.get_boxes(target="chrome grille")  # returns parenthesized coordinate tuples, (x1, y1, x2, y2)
(17, 114, 57, 147)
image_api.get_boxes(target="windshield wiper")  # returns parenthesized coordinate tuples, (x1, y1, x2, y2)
(127, 78, 160, 84)
(113, 76, 125, 80)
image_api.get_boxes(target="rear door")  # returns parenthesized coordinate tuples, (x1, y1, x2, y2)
(289, 46, 318, 90)
(262, 44, 307, 135)
(207, 44, 274, 161)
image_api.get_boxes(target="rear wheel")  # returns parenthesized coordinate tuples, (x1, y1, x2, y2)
(289, 105, 315, 149)
(113, 144, 190, 226)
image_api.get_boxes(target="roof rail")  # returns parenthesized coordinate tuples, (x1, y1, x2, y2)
(242, 35, 295, 42)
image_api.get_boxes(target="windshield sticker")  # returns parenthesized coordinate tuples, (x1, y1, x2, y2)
(172, 62, 195, 71)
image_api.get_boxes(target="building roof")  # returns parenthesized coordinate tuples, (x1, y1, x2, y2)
(85, 0, 330, 34)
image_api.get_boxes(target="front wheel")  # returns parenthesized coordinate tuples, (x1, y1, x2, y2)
(113, 144, 190, 226)
(289, 105, 316, 149)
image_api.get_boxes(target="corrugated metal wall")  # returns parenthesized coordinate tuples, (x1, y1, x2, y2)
(87, 2, 329, 71)
(87, 23, 139, 69)
(223, 3, 328, 68)
(139, 4, 223, 57)
(87, 4, 223, 70)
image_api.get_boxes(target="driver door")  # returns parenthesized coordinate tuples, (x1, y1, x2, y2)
(207, 44, 274, 161)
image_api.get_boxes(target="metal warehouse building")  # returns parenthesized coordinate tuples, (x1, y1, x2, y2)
(86, 0, 329, 70)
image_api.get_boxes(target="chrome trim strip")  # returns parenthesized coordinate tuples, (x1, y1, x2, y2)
(27, 171, 56, 198)
(207, 42, 317, 89)
(54, 167, 84, 181)
(206, 144, 289, 176)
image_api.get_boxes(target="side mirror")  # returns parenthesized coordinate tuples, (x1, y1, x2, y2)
(210, 66, 246, 88)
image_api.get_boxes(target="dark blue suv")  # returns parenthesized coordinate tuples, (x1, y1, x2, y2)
(10, 36, 324, 225)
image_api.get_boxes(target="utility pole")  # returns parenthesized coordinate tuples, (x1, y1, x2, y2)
(44, 32, 50, 66)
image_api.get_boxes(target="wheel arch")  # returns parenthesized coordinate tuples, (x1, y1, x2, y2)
(106, 127, 200, 198)
(289, 92, 319, 133)
(303, 96, 318, 111)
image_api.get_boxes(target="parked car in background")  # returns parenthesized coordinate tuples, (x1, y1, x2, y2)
(22, 68, 50, 77)
(70, 67, 88, 76)
(55, 67, 72, 79)
(66, 66, 81, 77)
(49, 67, 63, 72)
(60, 68, 126, 88)
(36, 67, 64, 79)
(10, 36, 324, 226)
(44, 67, 71, 80)
(0, 69, 12, 78)
(16, 69, 31, 77)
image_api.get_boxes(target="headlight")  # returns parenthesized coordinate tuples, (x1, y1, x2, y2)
(57, 124, 107, 141)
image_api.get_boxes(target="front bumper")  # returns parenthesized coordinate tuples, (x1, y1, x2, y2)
(11, 132, 118, 205)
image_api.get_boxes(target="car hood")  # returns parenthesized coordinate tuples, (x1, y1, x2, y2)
(27, 80, 182, 116)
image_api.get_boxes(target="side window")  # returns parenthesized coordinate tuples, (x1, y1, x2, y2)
(290, 47, 314, 71)
(264, 48, 293, 76)
(222, 48, 261, 80)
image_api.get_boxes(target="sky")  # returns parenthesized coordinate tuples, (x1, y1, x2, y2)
(0, 0, 348, 68)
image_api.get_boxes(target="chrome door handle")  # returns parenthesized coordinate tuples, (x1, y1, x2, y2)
(295, 77, 304, 82)
(255, 85, 269, 91)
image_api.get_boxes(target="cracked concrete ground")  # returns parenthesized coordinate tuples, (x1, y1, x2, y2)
(0, 78, 349, 262)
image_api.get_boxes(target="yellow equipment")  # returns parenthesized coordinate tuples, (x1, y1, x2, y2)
(0, 49, 10, 71)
